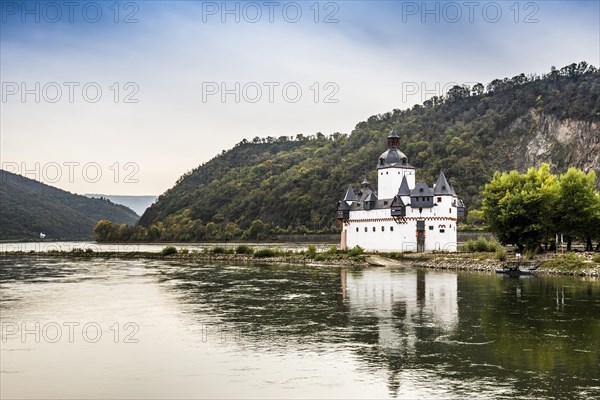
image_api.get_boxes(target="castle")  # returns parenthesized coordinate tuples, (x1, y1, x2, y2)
(336, 130, 465, 252)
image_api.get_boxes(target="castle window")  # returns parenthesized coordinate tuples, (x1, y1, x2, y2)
(386, 171, 388, 175)
(373, 227, 376, 232)
(383, 201, 388, 205)
(440, 229, 445, 233)
(390, 226, 394, 231)
(429, 226, 433, 230)
(356, 227, 359, 232)
(449, 208, 452, 213)
(365, 227, 368, 232)
(438, 197, 442, 202)
(381, 226, 385, 231)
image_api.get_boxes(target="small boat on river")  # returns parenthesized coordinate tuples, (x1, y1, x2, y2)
(495, 261, 539, 276)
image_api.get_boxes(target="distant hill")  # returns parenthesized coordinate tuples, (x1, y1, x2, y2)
(128, 62, 599, 241)
(84, 194, 157, 216)
(0, 170, 139, 240)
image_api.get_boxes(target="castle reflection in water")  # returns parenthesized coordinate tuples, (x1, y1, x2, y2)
(341, 268, 458, 352)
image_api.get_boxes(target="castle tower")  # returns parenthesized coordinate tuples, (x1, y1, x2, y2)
(377, 130, 416, 199)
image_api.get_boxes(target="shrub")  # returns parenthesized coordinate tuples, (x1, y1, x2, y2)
(495, 247, 508, 261)
(254, 248, 278, 258)
(543, 253, 586, 270)
(161, 246, 177, 256)
(212, 246, 226, 254)
(349, 246, 364, 257)
(85, 248, 94, 253)
(460, 237, 500, 252)
(592, 254, 600, 264)
(235, 245, 254, 254)
(307, 245, 317, 258)
(326, 245, 338, 255)
(180, 248, 189, 254)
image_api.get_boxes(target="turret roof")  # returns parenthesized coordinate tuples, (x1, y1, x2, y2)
(433, 171, 455, 196)
(343, 185, 356, 202)
(398, 175, 411, 196)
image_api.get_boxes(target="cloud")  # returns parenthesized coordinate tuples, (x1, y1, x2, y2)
(1, 0, 599, 195)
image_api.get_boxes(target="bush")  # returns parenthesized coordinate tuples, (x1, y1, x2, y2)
(161, 246, 177, 256)
(349, 246, 364, 257)
(254, 248, 278, 258)
(180, 248, 189, 254)
(592, 254, 600, 264)
(543, 253, 586, 270)
(326, 245, 337, 255)
(460, 237, 500, 252)
(212, 246, 226, 254)
(495, 247, 508, 261)
(307, 245, 317, 258)
(235, 245, 254, 254)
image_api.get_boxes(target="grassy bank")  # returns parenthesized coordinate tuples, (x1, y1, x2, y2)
(2, 245, 599, 276)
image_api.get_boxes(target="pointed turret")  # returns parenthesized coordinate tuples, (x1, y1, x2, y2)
(433, 171, 454, 196)
(397, 175, 411, 196)
(343, 185, 357, 202)
(361, 176, 371, 188)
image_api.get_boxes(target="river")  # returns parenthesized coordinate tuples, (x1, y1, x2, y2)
(1, 257, 598, 399)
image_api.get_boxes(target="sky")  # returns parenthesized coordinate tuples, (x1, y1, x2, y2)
(1, 0, 599, 196)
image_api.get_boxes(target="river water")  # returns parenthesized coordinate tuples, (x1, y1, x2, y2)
(1, 257, 598, 399)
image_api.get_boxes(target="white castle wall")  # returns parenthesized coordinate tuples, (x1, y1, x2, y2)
(343, 197, 458, 252)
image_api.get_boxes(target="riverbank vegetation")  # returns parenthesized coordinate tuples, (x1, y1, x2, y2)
(482, 165, 600, 253)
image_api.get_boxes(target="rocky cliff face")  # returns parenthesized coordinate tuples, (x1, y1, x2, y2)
(512, 109, 599, 180)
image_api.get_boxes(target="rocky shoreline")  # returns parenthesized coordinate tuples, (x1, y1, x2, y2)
(2, 251, 599, 277)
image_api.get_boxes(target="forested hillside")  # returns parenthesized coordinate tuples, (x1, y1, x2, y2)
(0, 170, 139, 240)
(129, 62, 599, 242)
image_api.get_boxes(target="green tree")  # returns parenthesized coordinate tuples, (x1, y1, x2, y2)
(482, 164, 558, 252)
(555, 168, 598, 250)
(93, 220, 113, 242)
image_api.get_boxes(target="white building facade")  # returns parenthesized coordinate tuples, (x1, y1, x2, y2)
(337, 130, 465, 252)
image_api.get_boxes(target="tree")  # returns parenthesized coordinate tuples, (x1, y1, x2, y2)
(93, 220, 113, 242)
(482, 165, 558, 252)
(555, 168, 598, 251)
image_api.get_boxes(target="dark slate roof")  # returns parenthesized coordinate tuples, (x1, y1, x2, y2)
(349, 198, 393, 211)
(433, 171, 455, 196)
(343, 185, 357, 202)
(365, 192, 378, 202)
(388, 129, 400, 139)
(410, 182, 434, 197)
(398, 175, 411, 196)
(391, 195, 405, 207)
(337, 200, 350, 211)
(357, 187, 373, 202)
(377, 148, 413, 169)
(361, 177, 371, 188)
